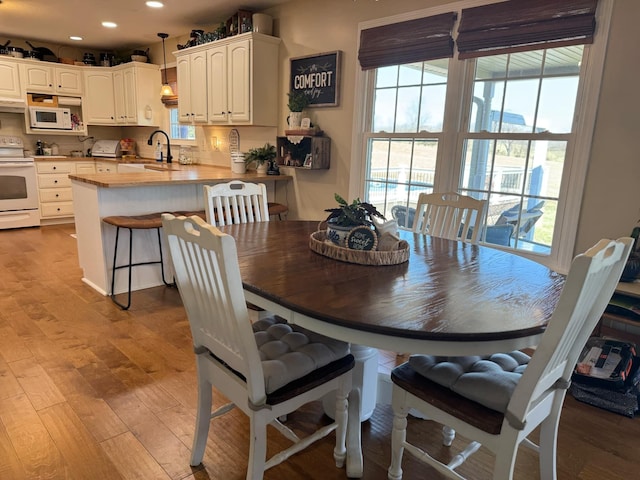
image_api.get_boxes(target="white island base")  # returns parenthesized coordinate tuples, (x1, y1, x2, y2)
(72, 180, 205, 296)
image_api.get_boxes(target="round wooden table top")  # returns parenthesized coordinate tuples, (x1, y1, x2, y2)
(220, 221, 565, 344)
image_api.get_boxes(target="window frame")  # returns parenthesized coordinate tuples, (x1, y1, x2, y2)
(350, 0, 613, 273)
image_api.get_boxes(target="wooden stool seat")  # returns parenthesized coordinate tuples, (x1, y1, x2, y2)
(267, 202, 288, 219)
(102, 210, 206, 310)
(103, 213, 164, 230)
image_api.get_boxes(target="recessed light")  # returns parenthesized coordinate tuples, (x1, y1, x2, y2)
(146, 1, 164, 7)
(70, 36, 83, 41)
(102, 21, 117, 28)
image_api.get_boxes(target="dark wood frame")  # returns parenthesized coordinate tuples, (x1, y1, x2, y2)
(290, 51, 341, 108)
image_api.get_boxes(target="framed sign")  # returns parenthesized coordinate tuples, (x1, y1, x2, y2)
(290, 51, 341, 107)
(346, 226, 378, 251)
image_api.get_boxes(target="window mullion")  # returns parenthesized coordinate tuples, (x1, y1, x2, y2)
(437, 58, 474, 192)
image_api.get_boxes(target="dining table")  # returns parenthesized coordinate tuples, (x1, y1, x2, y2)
(217, 218, 565, 434)
(219, 220, 565, 356)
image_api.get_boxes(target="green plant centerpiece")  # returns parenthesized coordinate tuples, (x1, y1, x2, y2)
(245, 143, 276, 173)
(324, 194, 385, 249)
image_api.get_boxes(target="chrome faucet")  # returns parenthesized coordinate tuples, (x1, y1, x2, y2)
(147, 130, 172, 163)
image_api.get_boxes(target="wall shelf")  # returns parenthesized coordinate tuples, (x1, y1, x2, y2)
(276, 135, 330, 170)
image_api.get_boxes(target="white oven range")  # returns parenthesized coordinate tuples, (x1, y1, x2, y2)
(0, 135, 39, 229)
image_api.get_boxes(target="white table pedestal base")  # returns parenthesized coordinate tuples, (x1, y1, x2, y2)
(322, 345, 378, 421)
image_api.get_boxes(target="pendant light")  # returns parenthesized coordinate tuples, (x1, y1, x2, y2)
(157, 33, 175, 97)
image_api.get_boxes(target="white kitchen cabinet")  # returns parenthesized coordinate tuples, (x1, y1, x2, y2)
(95, 160, 117, 173)
(0, 59, 22, 98)
(175, 32, 280, 126)
(75, 162, 96, 175)
(36, 160, 75, 220)
(84, 68, 116, 124)
(20, 63, 83, 95)
(84, 62, 162, 126)
(176, 51, 208, 123)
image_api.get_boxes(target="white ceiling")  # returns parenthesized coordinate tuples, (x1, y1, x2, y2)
(0, 0, 289, 51)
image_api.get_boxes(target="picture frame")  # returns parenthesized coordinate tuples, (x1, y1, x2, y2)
(290, 50, 341, 108)
(303, 153, 313, 168)
(301, 117, 312, 129)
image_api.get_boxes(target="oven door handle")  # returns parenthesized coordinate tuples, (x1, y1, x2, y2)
(0, 162, 35, 168)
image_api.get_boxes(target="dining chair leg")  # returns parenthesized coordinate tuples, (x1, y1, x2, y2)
(537, 396, 564, 480)
(387, 395, 408, 480)
(333, 381, 349, 468)
(248, 416, 268, 480)
(190, 363, 212, 466)
(443, 425, 455, 446)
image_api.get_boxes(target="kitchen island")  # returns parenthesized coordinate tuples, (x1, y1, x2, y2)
(70, 164, 292, 296)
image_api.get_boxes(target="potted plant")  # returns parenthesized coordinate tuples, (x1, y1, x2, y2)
(245, 143, 276, 174)
(324, 193, 385, 247)
(287, 90, 310, 128)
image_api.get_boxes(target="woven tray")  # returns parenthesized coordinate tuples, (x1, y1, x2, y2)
(309, 230, 409, 266)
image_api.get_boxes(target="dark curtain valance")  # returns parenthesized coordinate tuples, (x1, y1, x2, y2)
(457, 0, 598, 59)
(358, 12, 457, 70)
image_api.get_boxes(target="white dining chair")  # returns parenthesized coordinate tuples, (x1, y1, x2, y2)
(204, 180, 270, 226)
(161, 213, 362, 479)
(411, 191, 486, 244)
(387, 236, 633, 480)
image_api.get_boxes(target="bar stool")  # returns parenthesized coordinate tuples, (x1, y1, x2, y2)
(102, 210, 206, 310)
(267, 202, 288, 220)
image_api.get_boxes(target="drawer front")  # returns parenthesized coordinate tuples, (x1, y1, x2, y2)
(39, 188, 73, 203)
(41, 202, 74, 218)
(36, 162, 74, 174)
(75, 162, 96, 174)
(38, 174, 72, 188)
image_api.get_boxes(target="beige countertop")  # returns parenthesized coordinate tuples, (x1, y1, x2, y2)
(34, 156, 157, 163)
(69, 163, 292, 188)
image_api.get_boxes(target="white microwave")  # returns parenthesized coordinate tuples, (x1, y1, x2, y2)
(28, 106, 72, 130)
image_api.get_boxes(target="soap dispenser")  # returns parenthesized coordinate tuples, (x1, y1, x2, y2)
(155, 140, 163, 162)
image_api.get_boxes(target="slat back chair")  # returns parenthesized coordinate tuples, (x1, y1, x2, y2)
(161, 214, 362, 479)
(387, 236, 634, 480)
(204, 180, 270, 226)
(411, 192, 486, 244)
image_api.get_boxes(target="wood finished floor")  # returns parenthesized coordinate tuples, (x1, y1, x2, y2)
(1, 223, 640, 479)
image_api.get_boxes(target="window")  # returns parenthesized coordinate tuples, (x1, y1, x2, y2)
(168, 107, 196, 142)
(357, 0, 612, 271)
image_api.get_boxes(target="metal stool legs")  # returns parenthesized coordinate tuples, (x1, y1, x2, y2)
(109, 226, 173, 310)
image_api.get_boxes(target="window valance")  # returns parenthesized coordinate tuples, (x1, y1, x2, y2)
(358, 12, 457, 70)
(457, 0, 598, 59)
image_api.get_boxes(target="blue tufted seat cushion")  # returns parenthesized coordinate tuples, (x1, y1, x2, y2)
(253, 317, 351, 394)
(408, 351, 530, 413)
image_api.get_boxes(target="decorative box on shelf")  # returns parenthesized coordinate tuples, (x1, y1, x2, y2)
(276, 135, 330, 170)
(226, 9, 253, 36)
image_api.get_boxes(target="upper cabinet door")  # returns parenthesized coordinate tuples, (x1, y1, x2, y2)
(190, 51, 208, 123)
(21, 64, 54, 93)
(55, 67, 83, 95)
(0, 60, 22, 98)
(207, 46, 227, 123)
(84, 70, 116, 124)
(227, 39, 250, 123)
(177, 53, 207, 123)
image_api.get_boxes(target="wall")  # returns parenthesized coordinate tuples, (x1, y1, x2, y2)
(576, 0, 640, 253)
